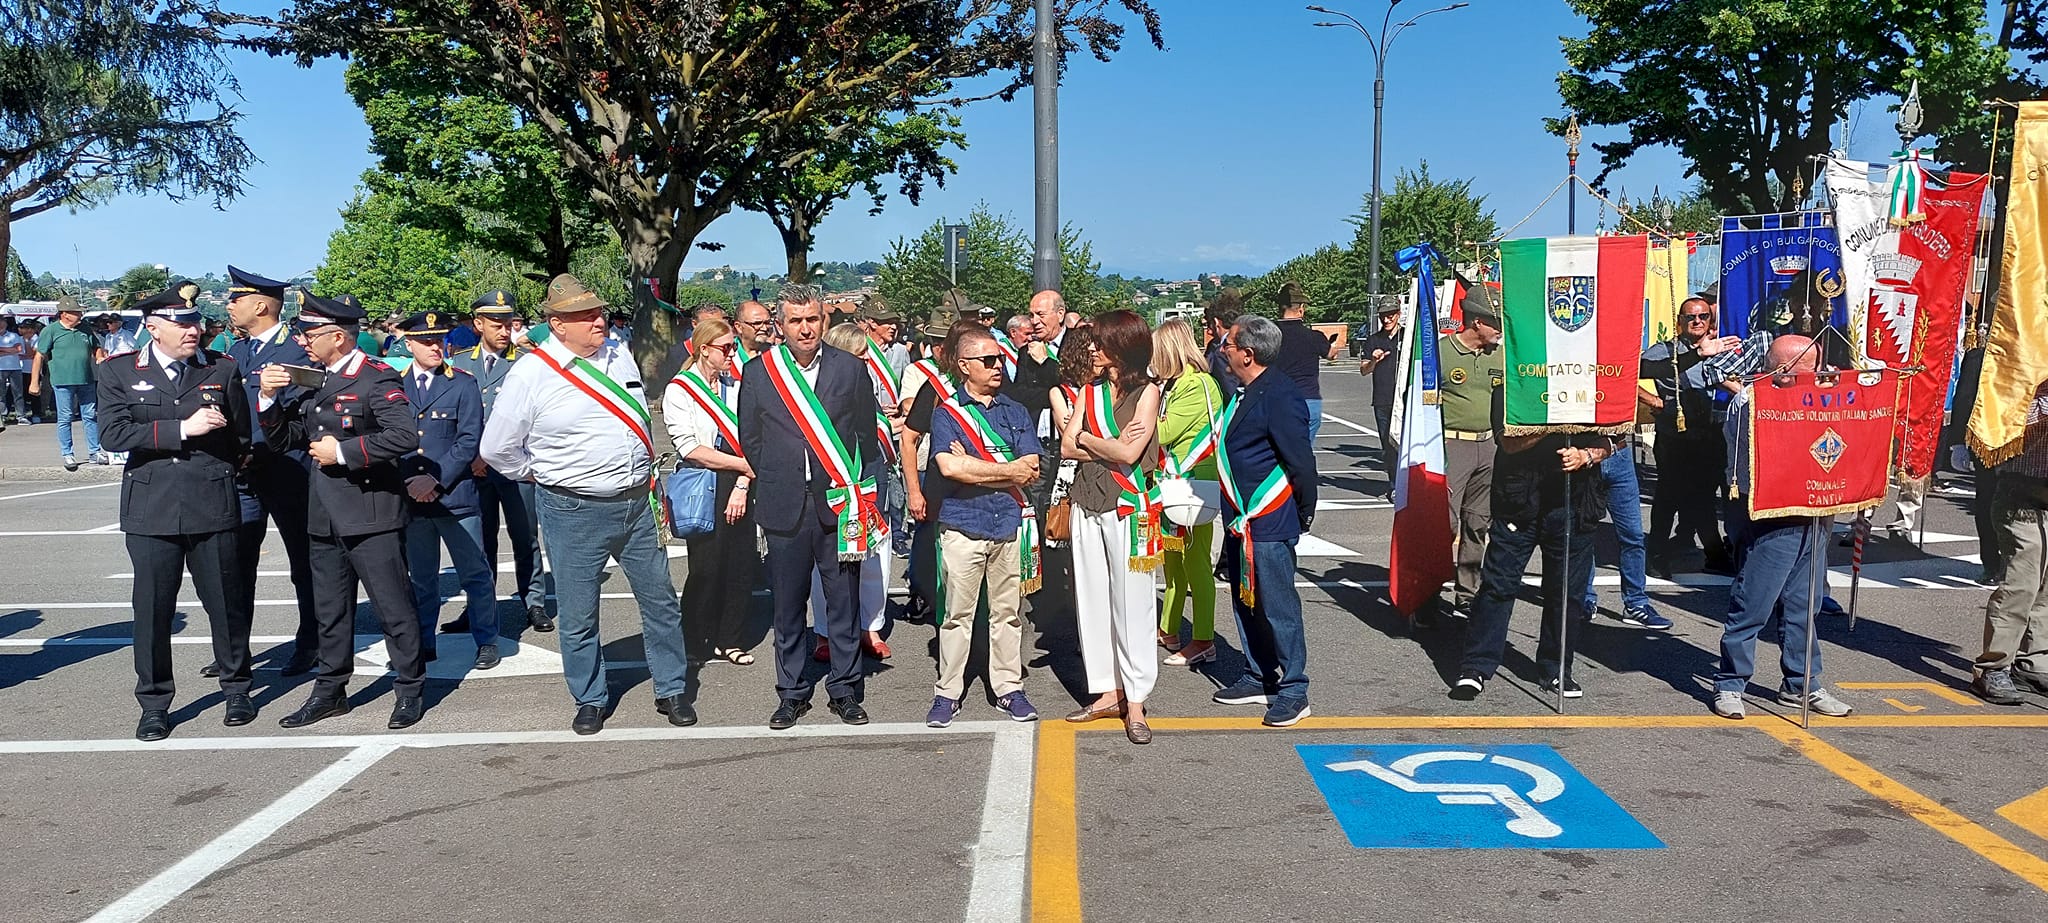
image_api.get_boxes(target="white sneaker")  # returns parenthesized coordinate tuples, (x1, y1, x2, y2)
(1712, 690, 1745, 719)
(1777, 688, 1853, 717)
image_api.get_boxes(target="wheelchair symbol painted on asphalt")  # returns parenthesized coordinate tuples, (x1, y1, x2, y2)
(1296, 744, 1664, 849)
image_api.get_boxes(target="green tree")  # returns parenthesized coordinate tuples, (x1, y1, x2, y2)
(1637, 184, 1720, 236)
(315, 190, 466, 320)
(1244, 245, 1369, 324)
(6, 249, 51, 301)
(744, 112, 968, 282)
(0, 1, 253, 302)
(108, 263, 172, 310)
(1354, 161, 1500, 288)
(878, 203, 1104, 323)
(252, 0, 1163, 382)
(1558, 0, 2005, 213)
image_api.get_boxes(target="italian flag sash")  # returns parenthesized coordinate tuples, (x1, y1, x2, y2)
(533, 346, 664, 522)
(937, 395, 1043, 595)
(990, 328, 1021, 379)
(761, 345, 879, 560)
(669, 368, 743, 457)
(733, 338, 755, 367)
(862, 335, 901, 407)
(1160, 396, 1219, 552)
(1081, 381, 1162, 571)
(1215, 392, 1294, 607)
(876, 410, 899, 465)
(908, 358, 953, 400)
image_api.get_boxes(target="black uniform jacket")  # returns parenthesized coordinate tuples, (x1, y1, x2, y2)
(98, 347, 252, 536)
(259, 350, 420, 537)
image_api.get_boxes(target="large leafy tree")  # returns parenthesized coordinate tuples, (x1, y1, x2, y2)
(0, 1, 253, 301)
(315, 189, 467, 319)
(245, 0, 1163, 381)
(1558, 0, 2006, 214)
(878, 203, 1101, 323)
(1354, 161, 1499, 288)
(744, 111, 968, 283)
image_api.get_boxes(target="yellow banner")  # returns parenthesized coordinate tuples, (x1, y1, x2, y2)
(1970, 101, 2048, 465)
(1644, 240, 1688, 346)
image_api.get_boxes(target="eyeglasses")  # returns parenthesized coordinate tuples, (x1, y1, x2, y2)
(1681, 312, 1714, 322)
(959, 354, 1003, 369)
(737, 319, 773, 328)
(704, 340, 736, 355)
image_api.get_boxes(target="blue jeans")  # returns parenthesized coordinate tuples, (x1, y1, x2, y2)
(1305, 398, 1324, 442)
(1463, 507, 1594, 681)
(1580, 449, 1650, 615)
(405, 513, 499, 646)
(52, 383, 100, 457)
(1223, 536, 1309, 703)
(536, 485, 689, 706)
(1715, 507, 1825, 695)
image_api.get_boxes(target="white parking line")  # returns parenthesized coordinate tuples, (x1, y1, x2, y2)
(0, 482, 120, 502)
(965, 724, 1036, 923)
(0, 719, 1019, 753)
(1318, 412, 1379, 437)
(86, 744, 399, 923)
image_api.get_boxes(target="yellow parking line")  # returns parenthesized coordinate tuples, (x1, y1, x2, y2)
(1030, 721, 1081, 923)
(1761, 724, 2048, 893)
(1837, 681, 1987, 707)
(1086, 714, 2048, 733)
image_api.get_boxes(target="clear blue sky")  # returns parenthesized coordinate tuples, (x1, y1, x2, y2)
(12, 0, 1921, 284)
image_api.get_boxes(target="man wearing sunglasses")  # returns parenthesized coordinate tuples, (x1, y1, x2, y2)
(1641, 297, 1740, 577)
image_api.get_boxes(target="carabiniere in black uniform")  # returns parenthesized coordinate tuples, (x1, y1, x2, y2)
(260, 288, 428, 730)
(100, 284, 256, 742)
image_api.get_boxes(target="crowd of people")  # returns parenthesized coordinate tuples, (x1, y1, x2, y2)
(71, 261, 2048, 744)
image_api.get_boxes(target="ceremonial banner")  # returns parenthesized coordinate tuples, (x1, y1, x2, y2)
(1388, 245, 1453, 618)
(1827, 157, 1987, 478)
(1971, 101, 2048, 465)
(1747, 371, 1897, 518)
(1500, 234, 1649, 434)
(1717, 211, 1849, 339)
(1643, 239, 1689, 348)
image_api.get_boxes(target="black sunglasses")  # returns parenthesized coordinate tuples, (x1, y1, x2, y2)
(1681, 312, 1714, 321)
(959, 354, 1003, 369)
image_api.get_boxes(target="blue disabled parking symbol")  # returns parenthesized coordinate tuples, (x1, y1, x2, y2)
(1296, 744, 1664, 849)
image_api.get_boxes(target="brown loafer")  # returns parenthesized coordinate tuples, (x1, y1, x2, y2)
(1124, 718, 1152, 745)
(1064, 701, 1126, 723)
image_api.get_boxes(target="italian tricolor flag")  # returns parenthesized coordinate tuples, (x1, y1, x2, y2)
(1500, 235, 1649, 435)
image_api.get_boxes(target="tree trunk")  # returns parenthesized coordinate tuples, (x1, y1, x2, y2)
(781, 222, 813, 287)
(0, 214, 13, 304)
(623, 218, 692, 389)
(540, 195, 574, 278)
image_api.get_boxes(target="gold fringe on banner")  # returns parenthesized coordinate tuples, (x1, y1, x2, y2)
(1969, 101, 2048, 466)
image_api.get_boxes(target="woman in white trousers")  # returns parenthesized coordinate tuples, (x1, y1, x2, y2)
(1060, 310, 1163, 744)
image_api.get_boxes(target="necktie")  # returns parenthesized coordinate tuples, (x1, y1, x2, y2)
(485, 353, 497, 375)
(167, 361, 180, 384)
(418, 372, 432, 394)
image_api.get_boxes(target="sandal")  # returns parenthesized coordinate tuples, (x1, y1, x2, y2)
(1165, 641, 1216, 666)
(721, 648, 755, 666)
(1157, 631, 1184, 653)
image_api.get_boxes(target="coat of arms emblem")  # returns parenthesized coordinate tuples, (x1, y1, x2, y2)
(1547, 276, 1596, 332)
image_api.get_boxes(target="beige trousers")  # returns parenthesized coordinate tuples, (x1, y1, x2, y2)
(937, 528, 1026, 700)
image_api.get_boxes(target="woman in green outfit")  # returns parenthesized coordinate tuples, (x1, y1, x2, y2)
(1150, 319, 1223, 666)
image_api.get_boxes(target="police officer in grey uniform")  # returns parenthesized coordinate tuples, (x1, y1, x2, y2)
(100, 285, 255, 741)
(260, 290, 428, 730)
(449, 290, 553, 632)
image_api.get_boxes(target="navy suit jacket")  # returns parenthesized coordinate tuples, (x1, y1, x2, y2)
(399, 364, 484, 518)
(1221, 368, 1318, 542)
(226, 323, 311, 453)
(737, 344, 880, 534)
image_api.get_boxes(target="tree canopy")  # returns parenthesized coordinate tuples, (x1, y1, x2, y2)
(877, 203, 1101, 321)
(314, 189, 467, 319)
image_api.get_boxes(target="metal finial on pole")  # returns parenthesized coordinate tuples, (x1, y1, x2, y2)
(1566, 114, 1581, 235)
(1897, 78, 1924, 145)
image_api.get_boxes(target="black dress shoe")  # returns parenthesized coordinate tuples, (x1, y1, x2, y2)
(199, 661, 222, 678)
(278, 693, 350, 729)
(222, 693, 257, 727)
(828, 696, 870, 726)
(136, 709, 172, 742)
(388, 696, 423, 729)
(572, 704, 605, 735)
(768, 698, 812, 730)
(439, 616, 470, 634)
(527, 605, 556, 633)
(474, 644, 501, 670)
(655, 694, 697, 727)
(279, 649, 318, 677)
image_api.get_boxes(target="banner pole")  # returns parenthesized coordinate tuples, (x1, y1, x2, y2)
(1847, 511, 1867, 632)
(1800, 515, 1825, 729)
(1557, 465, 1572, 716)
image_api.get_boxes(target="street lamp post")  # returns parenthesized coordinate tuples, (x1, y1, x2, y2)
(1310, 2, 1468, 310)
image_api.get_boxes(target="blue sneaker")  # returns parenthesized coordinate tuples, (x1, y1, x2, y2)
(1610, 604, 1673, 630)
(1818, 596, 1848, 618)
(1212, 681, 1272, 706)
(925, 695, 960, 728)
(998, 691, 1039, 722)
(1262, 697, 1311, 727)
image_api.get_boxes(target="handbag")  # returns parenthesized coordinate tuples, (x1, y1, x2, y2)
(1044, 498, 1073, 542)
(1157, 374, 1224, 527)
(664, 463, 719, 539)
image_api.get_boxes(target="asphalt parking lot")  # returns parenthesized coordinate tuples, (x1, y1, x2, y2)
(1, 369, 2045, 922)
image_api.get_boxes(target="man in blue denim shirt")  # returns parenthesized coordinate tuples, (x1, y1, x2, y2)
(1207, 315, 1319, 727)
(925, 327, 1044, 727)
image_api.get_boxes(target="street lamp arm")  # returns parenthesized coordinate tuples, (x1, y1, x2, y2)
(1386, 2, 1469, 51)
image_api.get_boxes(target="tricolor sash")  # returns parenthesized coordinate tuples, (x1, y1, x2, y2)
(760, 345, 880, 560)
(908, 358, 953, 401)
(862, 335, 902, 407)
(876, 410, 899, 465)
(669, 368, 742, 457)
(990, 328, 1021, 379)
(534, 346, 664, 521)
(1081, 381, 1161, 571)
(937, 395, 1043, 595)
(1215, 393, 1295, 607)
(1160, 386, 1220, 551)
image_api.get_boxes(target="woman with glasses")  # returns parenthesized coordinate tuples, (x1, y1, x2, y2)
(1061, 310, 1162, 744)
(663, 317, 760, 665)
(1150, 319, 1223, 666)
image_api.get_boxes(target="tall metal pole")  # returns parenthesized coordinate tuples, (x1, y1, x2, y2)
(1566, 114, 1581, 235)
(1367, 58, 1387, 306)
(1031, 0, 1061, 293)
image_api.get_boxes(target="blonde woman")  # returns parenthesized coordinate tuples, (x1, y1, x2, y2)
(662, 318, 757, 665)
(1061, 310, 1162, 744)
(1150, 319, 1223, 666)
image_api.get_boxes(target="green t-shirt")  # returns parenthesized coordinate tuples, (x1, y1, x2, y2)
(1437, 334, 1504, 434)
(356, 330, 384, 357)
(35, 322, 96, 386)
(208, 332, 235, 352)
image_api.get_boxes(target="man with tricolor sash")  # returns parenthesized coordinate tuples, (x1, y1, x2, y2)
(923, 326, 1045, 727)
(479, 274, 695, 736)
(1206, 316, 1318, 728)
(739, 283, 884, 729)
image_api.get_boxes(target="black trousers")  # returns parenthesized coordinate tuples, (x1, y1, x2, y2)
(763, 492, 862, 701)
(127, 529, 251, 711)
(1373, 402, 1397, 486)
(307, 527, 425, 698)
(1461, 506, 1596, 682)
(680, 471, 758, 654)
(478, 470, 547, 611)
(244, 454, 319, 650)
(1649, 427, 1726, 556)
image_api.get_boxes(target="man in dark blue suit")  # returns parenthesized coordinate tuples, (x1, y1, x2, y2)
(737, 284, 882, 729)
(221, 266, 321, 677)
(394, 311, 499, 670)
(1208, 315, 1319, 727)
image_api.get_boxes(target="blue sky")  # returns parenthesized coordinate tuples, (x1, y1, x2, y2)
(13, 0, 1925, 283)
